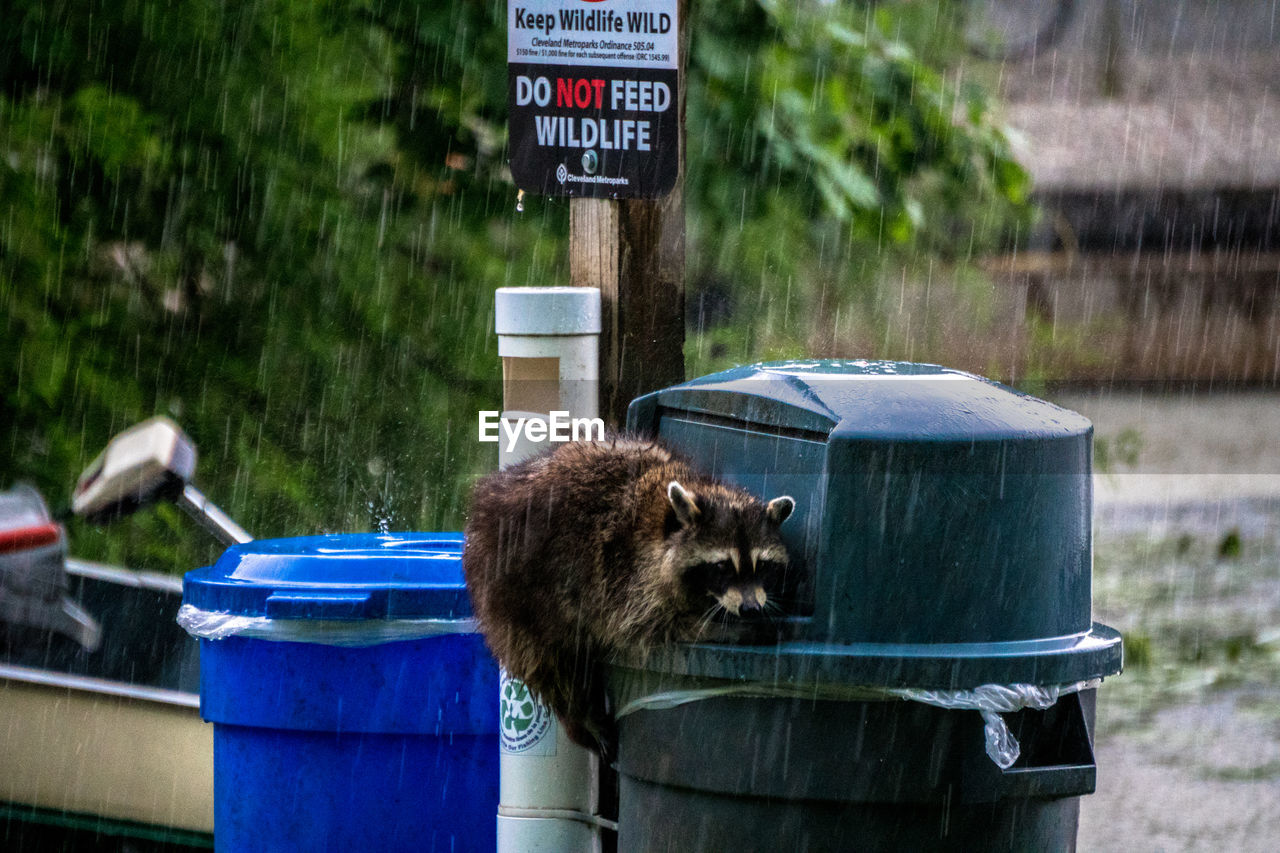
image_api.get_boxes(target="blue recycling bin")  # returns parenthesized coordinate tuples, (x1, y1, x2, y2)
(181, 533, 498, 853)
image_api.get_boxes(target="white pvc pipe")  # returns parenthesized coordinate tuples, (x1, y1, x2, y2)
(494, 287, 604, 853)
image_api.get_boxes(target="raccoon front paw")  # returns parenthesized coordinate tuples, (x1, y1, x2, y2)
(586, 713, 619, 766)
(697, 617, 786, 645)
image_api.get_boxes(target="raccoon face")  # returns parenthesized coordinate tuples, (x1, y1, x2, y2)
(666, 480, 795, 619)
(681, 552, 789, 618)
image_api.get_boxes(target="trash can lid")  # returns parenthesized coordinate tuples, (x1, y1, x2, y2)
(633, 359, 1093, 441)
(625, 359, 1121, 688)
(183, 533, 472, 621)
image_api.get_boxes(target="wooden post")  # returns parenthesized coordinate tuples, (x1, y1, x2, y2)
(569, 0, 688, 428)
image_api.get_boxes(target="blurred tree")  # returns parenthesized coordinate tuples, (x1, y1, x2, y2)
(681, 0, 1031, 368)
(1, 0, 1027, 572)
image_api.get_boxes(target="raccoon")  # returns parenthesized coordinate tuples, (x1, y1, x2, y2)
(462, 436, 795, 759)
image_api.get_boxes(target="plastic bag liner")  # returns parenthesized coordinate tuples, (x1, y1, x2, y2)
(613, 677, 1100, 769)
(176, 603, 477, 648)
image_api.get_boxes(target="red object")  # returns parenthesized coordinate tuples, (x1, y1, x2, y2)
(0, 522, 63, 554)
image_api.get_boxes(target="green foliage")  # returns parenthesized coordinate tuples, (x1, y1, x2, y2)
(683, 1, 1031, 374)
(1093, 530, 1280, 734)
(1218, 529, 1243, 561)
(1094, 427, 1144, 474)
(1, 0, 538, 571)
(687, 0, 1028, 254)
(713, 1, 1025, 236)
(1, 0, 1028, 573)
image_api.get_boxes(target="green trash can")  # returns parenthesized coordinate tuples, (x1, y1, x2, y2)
(617, 360, 1123, 851)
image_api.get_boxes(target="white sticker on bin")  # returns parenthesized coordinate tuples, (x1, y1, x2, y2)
(499, 670, 557, 756)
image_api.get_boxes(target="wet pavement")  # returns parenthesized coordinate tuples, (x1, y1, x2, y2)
(1057, 391, 1280, 851)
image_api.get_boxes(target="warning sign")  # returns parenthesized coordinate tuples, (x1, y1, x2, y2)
(507, 0, 679, 199)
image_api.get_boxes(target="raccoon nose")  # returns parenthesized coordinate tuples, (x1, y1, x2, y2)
(738, 599, 763, 619)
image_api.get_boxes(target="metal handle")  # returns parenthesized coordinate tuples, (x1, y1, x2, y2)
(177, 484, 252, 547)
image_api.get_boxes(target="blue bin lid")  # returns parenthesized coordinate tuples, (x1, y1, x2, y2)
(183, 533, 471, 621)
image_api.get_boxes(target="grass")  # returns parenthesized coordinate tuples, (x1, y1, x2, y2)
(1092, 521, 1280, 736)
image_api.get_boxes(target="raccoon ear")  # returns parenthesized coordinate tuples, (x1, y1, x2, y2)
(766, 495, 795, 525)
(667, 481, 701, 527)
